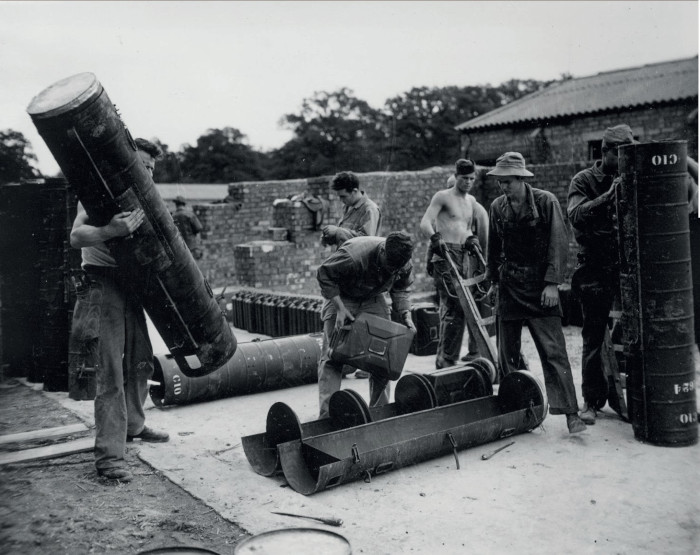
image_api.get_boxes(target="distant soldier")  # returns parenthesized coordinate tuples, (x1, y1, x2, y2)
(172, 195, 204, 259)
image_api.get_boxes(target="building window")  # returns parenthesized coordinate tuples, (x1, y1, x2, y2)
(588, 140, 602, 160)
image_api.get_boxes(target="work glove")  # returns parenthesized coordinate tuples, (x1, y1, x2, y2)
(400, 310, 416, 333)
(465, 235, 482, 256)
(430, 232, 448, 258)
(425, 243, 435, 276)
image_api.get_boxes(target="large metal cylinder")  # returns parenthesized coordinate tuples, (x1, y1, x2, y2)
(27, 73, 236, 377)
(618, 140, 697, 446)
(150, 333, 324, 406)
(277, 370, 547, 495)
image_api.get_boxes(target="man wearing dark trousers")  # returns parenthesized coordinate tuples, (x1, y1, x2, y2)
(68, 138, 169, 483)
(569, 124, 699, 424)
(420, 159, 488, 368)
(486, 152, 586, 434)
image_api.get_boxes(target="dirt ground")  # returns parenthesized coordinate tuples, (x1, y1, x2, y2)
(0, 379, 250, 555)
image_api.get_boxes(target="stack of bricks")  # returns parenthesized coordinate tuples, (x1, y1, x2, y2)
(233, 240, 321, 294)
(271, 199, 318, 244)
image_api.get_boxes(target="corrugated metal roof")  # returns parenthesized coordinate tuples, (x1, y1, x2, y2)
(457, 57, 698, 130)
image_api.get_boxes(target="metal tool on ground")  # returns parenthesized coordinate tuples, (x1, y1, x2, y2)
(271, 511, 343, 527)
(481, 441, 515, 460)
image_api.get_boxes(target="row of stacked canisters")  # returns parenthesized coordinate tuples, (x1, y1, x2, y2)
(0, 178, 81, 391)
(226, 289, 324, 337)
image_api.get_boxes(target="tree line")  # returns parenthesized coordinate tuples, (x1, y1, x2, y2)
(2, 78, 559, 185)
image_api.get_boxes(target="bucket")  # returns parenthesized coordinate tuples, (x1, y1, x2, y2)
(234, 528, 351, 555)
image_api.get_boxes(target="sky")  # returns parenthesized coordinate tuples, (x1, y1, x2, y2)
(1, 1, 698, 176)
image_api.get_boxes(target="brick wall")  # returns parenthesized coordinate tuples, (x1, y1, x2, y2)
(463, 103, 698, 165)
(194, 163, 595, 295)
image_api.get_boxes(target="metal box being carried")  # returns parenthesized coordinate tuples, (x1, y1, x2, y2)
(328, 312, 415, 380)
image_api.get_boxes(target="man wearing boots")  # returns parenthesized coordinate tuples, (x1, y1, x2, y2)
(487, 152, 586, 434)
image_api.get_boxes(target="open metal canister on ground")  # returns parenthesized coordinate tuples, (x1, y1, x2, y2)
(241, 363, 493, 477)
(618, 140, 697, 446)
(275, 370, 546, 495)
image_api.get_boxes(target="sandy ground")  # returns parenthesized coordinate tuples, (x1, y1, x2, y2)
(42, 320, 700, 555)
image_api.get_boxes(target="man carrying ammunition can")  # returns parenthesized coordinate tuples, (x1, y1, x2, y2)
(316, 232, 416, 418)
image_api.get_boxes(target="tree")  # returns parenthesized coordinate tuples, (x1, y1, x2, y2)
(179, 127, 265, 183)
(0, 129, 40, 184)
(381, 86, 505, 170)
(149, 138, 182, 183)
(269, 88, 386, 179)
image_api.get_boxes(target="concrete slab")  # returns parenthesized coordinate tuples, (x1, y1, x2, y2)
(46, 322, 700, 555)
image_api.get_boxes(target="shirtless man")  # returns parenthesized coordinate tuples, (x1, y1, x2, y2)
(420, 158, 488, 368)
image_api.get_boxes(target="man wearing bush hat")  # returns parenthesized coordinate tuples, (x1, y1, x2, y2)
(486, 152, 586, 434)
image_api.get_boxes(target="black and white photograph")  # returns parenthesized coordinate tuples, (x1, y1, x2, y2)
(0, 1, 698, 554)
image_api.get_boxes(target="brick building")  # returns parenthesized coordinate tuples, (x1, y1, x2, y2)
(456, 57, 698, 165)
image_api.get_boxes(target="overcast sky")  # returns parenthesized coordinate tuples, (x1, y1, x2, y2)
(1, 1, 697, 176)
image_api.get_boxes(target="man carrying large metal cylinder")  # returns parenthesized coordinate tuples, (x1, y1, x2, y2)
(68, 139, 168, 483)
(568, 125, 636, 424)
(568, 125, 698, 427)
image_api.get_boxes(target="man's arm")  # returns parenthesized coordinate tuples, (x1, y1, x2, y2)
(419, 193, 443, 238)
(544, 195, 568, 285)
(470, 197, 489, 255)
(190, 212, 204, 235)
(389, 265, 414, 315)
(567, 172, 617, 232)
(332, 204, 381, 244)
(70, 203, 145, 248)
(485, 202, 501, 283)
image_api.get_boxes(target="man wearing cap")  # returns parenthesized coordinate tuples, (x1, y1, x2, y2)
(420, 159, 488, 368)
(568, 124, 634, 423)
(568, 124, 699, 423)
(487, 152, 586, 434)
(315, 232, 417, 417)
(172, 195, 204, 259)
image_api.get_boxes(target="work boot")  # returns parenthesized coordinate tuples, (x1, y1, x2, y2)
(127, 426, 170, 443)
(580, 403, 596, 425)
(566, 414, 586, 434)
(98, 467, 133, 482)
(460, 353, 480, 363)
